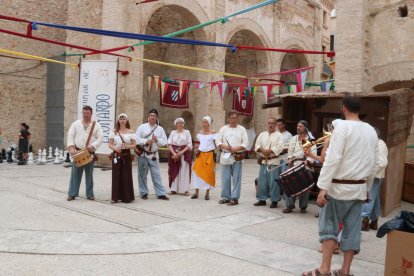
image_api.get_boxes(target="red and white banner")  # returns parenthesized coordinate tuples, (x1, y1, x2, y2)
(232, 89, 254, 116)
(160, 82, 190, 108)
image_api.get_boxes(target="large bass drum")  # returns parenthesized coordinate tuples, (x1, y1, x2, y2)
(279, 162, 314, 197)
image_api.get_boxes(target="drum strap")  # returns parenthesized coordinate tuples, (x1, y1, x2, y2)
(85, 121, 96, 151)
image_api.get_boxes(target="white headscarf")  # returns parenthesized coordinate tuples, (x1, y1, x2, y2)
(118, 113, 128, 120)
(174, 117, 185, 126)
(203, 116, 212, 125)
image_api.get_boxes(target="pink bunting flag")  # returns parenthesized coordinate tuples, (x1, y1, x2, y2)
(147, 76, 153, 92)
(295, 70, 308, 92)
(210, 82, 218, 94)
(217, 82, 228, 100)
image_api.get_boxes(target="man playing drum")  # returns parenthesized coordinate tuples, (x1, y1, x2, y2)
(216, 110, 248, 206)
(303, 95, 378, 276)
(283, 120, 316, 213)
(254, 117, 283, 208)
(67, 106, 103, 201)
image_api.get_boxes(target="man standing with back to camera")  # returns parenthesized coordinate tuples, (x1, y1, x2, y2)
(303, 95, 378, 276)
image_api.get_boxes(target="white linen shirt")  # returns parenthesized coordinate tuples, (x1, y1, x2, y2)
(215, 124, 248, 165)
(255, 131, 283, 165)
(135, 123, 168, 158)
(317, 120, 378, 201)
(67, 120, 103, 150)
(287, 134, 316, 166)
(375, 139, 388, 178)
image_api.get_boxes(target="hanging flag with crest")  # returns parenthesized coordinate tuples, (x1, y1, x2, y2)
(232, 89, 254, 116)
(160, 82, 190, 108)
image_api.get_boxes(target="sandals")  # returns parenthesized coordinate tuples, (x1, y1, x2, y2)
(191, 194, 198, 199)
(332, 269, 353, 276)
(219, 199, 230, 204)
(184, 191, 190, 196)
(205, 195, 210, 200)
(302, 269, 331, 276)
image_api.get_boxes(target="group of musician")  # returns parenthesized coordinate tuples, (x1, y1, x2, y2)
(67, 94, 388, 276)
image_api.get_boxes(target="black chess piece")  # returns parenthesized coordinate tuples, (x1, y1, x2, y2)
(6, 151, 13, 163)
(65, 152, 71, 163)
(29, 144, 33, 153)
(1, 149, 6, 160)
(17, 151, 26, 165)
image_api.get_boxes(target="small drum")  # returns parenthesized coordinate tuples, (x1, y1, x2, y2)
(73, 149, 93, 167)
(279, 162, 314, 197)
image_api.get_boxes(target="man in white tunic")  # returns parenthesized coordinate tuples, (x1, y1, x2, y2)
(283, 120, 316, 213)
(135, 109, 169, 200)
(216, 110, 248, 206)
(67, 106, 103, 201)
(303, 95, 378, 276)
(276, 118, 293, 173)
(254, 117, 283, 208)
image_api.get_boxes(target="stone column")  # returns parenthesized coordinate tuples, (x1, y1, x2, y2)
(334, 0, 368, 92)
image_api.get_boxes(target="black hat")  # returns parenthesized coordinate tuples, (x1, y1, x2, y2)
(21, 123, 29, 130)
(298, 120, 308, 128)
(148, 108, 158, 117)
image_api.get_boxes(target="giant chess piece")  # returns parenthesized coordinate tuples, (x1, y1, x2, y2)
(17, 151, 26, 165)
(11, 147, 16, 162)
(47, 147, 53, 159)
(6, 150, 13, 163)
(36, 149, 43, 165)
(64, 152, 71, 163)
(27, 152, 34, 165)
(1, 148, 6, 160)
(29, 144, 33, 153)
(59, 150, 64, 161)
(42, 149, 48, 163)
(53, 148, 61, 164)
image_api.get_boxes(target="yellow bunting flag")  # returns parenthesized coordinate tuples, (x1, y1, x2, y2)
(154, 75, 160, 92)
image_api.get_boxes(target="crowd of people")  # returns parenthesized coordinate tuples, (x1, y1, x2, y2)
(66, 94, 388, 276)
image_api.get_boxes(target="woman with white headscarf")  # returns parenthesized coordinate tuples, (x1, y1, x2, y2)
(191, 116, 217, 200)
(167, 118, 193, 195)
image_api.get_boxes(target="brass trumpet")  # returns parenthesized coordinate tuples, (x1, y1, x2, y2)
(301, 129, 331, 151)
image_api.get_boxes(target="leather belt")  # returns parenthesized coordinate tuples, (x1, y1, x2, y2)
(332, 179, 366, 184)
(262, 155, 279, 160)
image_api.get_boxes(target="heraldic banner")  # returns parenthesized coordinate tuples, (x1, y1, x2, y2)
(160, 82, 189, 108)
(77, 60, 118, 154)
(232, 90, 254, 116)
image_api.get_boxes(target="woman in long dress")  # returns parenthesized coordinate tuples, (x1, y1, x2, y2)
(108, 113, 136, 203)
(191, 116, 216, 200)
(167, 118, 193, 195)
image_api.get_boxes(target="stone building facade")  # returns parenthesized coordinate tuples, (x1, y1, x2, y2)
(0, 0, 334, 152)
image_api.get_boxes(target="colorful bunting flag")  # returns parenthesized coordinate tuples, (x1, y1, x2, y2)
(295, 70, 308, 92)
(160, 81, 168, 99)
(321, 81, 332, 92)
(154, 75, 160, 92)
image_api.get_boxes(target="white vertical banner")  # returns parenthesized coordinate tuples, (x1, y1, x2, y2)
(78, 60, 118, 154)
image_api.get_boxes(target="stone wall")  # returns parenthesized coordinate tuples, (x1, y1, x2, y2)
(1, 0, 333, 149)
(0, 1, 68, 151)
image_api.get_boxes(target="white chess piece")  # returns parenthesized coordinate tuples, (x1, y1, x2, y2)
(54, 148, 59, 157)
(53, 153, 61, 164)
(42, 149, 48, 163)
(59, 150, 64, 160)
(37, 149, 42, 164)
(27, 152, 34, 165)
(48, 147, 53, 159)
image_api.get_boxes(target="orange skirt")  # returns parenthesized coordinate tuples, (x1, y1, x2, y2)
(193, 151, 215, 187)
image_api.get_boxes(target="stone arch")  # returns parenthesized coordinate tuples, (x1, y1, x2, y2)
(142, 4, 209, 136)
(277, 39, 312, 94)
(223, 26, 270, 140)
